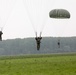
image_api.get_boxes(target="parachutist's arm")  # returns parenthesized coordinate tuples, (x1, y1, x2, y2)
(41, 37, 42, 39)
(40, 32, 42, 37)
(0, 31, 3, 35)
(35, 37, 38, 40)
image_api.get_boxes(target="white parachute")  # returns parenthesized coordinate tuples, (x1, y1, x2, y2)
(23, 0, 54, 37)
(0, 0, 17, 31)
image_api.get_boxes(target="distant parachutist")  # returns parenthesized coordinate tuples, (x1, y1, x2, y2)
(57, 39, 60, 48)
(0, 31, 3, 41)
(35, 32, 42, 50)
(58, 41, 60, 48)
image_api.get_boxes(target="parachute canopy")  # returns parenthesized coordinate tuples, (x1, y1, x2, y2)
(49, 9, 70, 19)
(23, 0, 54, 37)
(0, 0, 17, 31)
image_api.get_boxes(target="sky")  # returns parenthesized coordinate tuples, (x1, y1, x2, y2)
(0, 0, 76, 40)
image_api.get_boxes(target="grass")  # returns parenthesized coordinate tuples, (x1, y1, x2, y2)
(0, 53, 76, 75)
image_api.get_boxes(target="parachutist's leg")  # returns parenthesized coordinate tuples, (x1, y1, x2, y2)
(58, 42, 60, 48)
(58, 45, 60, 48)
(0, 36, 2, 41)
(59, 44, 60, 48)
(37, 43, 40, 50)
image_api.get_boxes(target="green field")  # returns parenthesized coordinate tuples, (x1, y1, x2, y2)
(0, 53, 76, 75)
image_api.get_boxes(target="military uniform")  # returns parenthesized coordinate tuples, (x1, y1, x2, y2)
(35, 37, 42, 50)
(0, 31, 3, 41)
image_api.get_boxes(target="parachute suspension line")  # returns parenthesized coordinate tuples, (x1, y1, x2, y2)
(24, 0, 56, 37)
(23, 0, 37, 36)
(35, 32, 37, 37)
(40, 0, 57, 35)
(37, 0, 47, 36)
(40, 16, 48, 36)
(40, 32, 42, 37)
(0, 0, 17, 31)
(35, 1, 43, 38)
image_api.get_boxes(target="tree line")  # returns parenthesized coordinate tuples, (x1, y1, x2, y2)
(0, 37, 76, 55)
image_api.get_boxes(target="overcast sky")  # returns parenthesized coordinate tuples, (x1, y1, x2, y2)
(0, 0, 76, 40)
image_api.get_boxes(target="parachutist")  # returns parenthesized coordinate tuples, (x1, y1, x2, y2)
(57, 38, 60, 48)
(35, 37, 42, 50)
(58, 41, 60, 48)
(0, 31, 3, 41)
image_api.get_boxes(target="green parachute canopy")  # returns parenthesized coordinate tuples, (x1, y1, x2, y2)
(49, 9, 70, 19)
